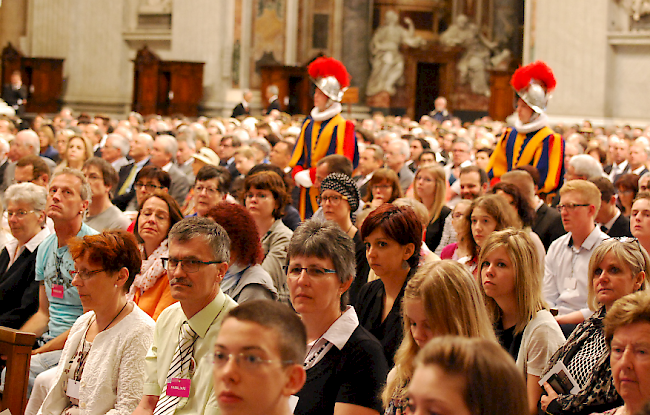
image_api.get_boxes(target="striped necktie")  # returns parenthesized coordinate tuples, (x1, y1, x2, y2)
(153, 321, 198, 415)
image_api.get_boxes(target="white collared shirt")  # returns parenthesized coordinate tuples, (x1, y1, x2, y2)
(161, 161, 172, 173)
(303, 306, 359, 370)
(5, 227, 51, 268)
(543, 226, 608, 318)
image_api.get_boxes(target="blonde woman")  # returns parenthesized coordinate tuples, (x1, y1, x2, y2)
(479, 229, 565, 414)
(412, 165, 452, 253)
(55, 135, 93, 172)
(383, 260, 497, 414)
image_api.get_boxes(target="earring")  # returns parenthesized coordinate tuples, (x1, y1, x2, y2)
(402, 260, 409, 270)
(114, 284, 117, 288)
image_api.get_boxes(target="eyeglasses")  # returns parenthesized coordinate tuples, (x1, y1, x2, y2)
(70, 269, 105, 280)
(556, 203, 590, 212)
(135, 182, 163, 191)
(212, 351, 292, 371)
(316, 194, 348, 206)
(244, 192, 270, 201)
(195, 185, 220, 195)
(7, 210, 36, 218)
(284, 265, 337, 278)
(162, 257, 221, 273)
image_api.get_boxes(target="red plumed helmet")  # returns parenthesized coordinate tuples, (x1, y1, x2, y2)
(308, 57, 350, 102)
(510, 61, 556, 113)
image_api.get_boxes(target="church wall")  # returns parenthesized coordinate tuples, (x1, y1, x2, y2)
(528, 0, 609, 119)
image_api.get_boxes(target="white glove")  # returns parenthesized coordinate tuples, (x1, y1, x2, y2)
(294, 169, 313, 188)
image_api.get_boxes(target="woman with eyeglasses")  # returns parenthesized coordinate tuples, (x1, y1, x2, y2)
(129, 191, 183, 320)
(631, 192, 650, 253)
(287, 220, 388, 415)
(0, 183, 50, 329)
(412, 165, 452, 253)
(125, 166, 171, 214)
(540, 238, 648, 414)
(36, 230, 155, 415)
(615, 173, 640, 218)
(242, 171, 293, 304)
(318, 173, 370, 304)
(205, 202, 277, 303)
(478, 229, 565, 415)
(363, 168, 403, 210)
(356, 204, 422, 367)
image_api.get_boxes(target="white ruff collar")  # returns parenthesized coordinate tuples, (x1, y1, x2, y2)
(311, 102, 342, 121)
(514, 112, 549, 134)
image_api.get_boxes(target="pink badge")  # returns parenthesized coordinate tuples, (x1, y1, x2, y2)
(51, 284, 64, 299)
(166, 378, 191, 398)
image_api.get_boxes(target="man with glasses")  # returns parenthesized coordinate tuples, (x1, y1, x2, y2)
(543, 179, 608, 333)
(17, 168, 98, 393)
(192, 165, 230, 218)
(212, 300, 307, 415)
(133, 216, 237, 415)
(82, 157, 131, 231)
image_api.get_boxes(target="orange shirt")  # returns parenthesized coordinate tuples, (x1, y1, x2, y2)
(132, 276, 177, 321)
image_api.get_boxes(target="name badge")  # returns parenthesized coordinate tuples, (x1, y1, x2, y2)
(52, 284, 64, 299)
(166, 378, 191, 398)
(563, 278, 577, 291)
(66, 379, 80, 400)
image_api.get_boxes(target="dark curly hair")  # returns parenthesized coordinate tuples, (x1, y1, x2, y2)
(491, 182, 536, 228)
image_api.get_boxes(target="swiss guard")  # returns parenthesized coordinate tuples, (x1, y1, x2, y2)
(289, 57, 359, 220)
(487, 61, 565, 194)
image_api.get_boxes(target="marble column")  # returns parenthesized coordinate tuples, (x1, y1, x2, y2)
(341, 0, 371, 98)
(0, 0, 28, 53)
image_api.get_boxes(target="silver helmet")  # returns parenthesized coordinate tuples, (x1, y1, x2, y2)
(312, 75, 347, 102)
(517, 80, 550, 114)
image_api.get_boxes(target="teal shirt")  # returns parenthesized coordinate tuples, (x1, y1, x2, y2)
(144, 289, 237, 415)
(35, 223, 99, 339)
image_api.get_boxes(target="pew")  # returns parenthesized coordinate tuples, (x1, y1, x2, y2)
(0, 327, 35, 415)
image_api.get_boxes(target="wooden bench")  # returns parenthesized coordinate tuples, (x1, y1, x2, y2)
(0, 327, 35, 415)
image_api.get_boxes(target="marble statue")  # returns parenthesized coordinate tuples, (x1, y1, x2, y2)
(440, 14, 498, 96)
(632, 0, 650, 21)
(366, 10, 426, 97)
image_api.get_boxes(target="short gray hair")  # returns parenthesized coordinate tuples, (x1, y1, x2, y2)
(16, 130, 40, 155)
(168, 216, 230, 263)
(107, 133, 130, 157)
(51, 167, 92, 202)
(177, 127, 197, 150)
(267, 85, 279, 96)
(156, 134, 178, 156)
(570, 154, 604, 179)
(5, 182, 48, 212)
(288, 220, 355, 285)
(390, 139, 410, 159)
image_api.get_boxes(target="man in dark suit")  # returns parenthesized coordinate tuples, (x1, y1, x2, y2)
(265, 84, 281, 114)
(150, 134, 190, 205)
(628, 141, 650, 178)
(501, 169, 566, 250)
(2, 71, 28, 117)
(232, 90, 252, 118)
(590, 176, 632, 238)
(604, 137, 631, 183)
(113, 132, 153, 211)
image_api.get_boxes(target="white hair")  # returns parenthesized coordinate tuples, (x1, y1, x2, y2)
(570, 154, 604, 179)
(390, 139, 410, 159)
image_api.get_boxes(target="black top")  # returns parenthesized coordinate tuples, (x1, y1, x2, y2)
(424, 205, 452, 252)
(0, 246, 41, 329)
(347, 230, 370, 306)
(496, 322, 524, 361)
(354, 266, 417, 367)
(295, 325, 388, 415)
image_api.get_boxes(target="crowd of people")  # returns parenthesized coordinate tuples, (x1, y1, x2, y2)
(0, 56, 650, 415)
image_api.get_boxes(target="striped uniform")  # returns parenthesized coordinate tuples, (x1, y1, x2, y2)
(487, 126, 565, 194)
(289, 113, 358, 220)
